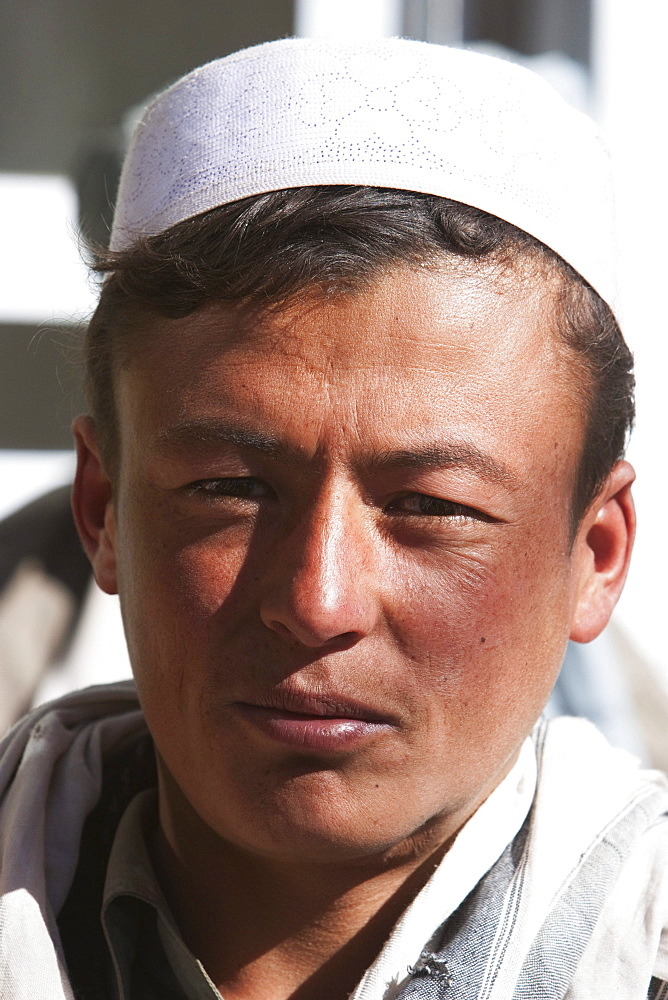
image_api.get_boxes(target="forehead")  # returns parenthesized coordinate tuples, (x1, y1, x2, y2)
(122, 255, 561, 370)
(116, 259, 582, 477)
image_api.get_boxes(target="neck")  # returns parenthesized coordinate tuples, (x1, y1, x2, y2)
(151, 781, 452, 1000)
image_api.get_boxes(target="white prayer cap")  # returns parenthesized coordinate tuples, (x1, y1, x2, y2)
(111, 37, 618, 313)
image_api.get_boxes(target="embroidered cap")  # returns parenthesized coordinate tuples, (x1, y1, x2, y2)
(111, 37, 617, 313)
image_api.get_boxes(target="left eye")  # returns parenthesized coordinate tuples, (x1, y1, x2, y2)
(186, 477, 275, 500)
(385, 493, 487, 520)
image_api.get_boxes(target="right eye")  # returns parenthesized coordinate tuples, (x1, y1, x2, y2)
(186, 477, 275, 501)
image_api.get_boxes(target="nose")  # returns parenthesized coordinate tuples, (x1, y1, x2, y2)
(259, 487, 379, 649)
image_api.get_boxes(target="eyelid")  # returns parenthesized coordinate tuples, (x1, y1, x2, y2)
(385, 492, 493, 522)
(185, 476, 274, 499)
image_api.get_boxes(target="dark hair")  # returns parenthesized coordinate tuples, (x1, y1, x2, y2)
(85, 185, 634, 529)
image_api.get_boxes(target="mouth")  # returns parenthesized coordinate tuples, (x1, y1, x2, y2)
(232, 689, 398, 752)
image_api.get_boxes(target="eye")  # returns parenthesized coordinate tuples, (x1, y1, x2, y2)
(186, 477, 275, 501)
(385, 493, 491, 521)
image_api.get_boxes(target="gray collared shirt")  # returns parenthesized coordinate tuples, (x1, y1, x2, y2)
(102, 789, 222, 1000)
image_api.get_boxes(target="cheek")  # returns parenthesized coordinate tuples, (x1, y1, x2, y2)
(389, 533, 572, 704)
(119, 493, 251, 609)
(113, 501, 251, 686)
(376, 544, 571, 801)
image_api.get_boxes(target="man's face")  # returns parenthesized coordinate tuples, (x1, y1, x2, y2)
(104, 260, 591, 863)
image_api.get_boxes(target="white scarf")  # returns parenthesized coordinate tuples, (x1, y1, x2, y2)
(0, 682, 143, 999)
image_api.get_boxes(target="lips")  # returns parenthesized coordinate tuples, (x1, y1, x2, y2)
(232, 688, 398, 752)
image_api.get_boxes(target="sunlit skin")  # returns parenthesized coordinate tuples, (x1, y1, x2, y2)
(73, 259, 635, 1000)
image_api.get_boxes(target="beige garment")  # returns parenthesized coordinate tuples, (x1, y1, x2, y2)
(0, 559, 74, 735)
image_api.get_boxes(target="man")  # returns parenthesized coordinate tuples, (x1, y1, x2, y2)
(0, 37, 666, 1000)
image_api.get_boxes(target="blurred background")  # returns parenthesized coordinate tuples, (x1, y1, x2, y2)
(1, 0, 666, 755)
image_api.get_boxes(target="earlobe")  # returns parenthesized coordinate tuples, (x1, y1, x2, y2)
(569, 460, 636, 644)
(71, 415, 119, 595)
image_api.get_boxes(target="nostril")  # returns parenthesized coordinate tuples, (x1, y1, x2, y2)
(324, 631, 362, 652)
(264, 619, 294, 640)
(262, 613, 363, 650)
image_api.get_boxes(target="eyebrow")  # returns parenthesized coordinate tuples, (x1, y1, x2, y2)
(368, 445, 517, 486)
(157, 421, 287, 458)
(157, 420, 516, 486)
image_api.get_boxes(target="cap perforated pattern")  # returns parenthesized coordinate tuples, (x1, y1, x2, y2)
(111, 38, 617, 312)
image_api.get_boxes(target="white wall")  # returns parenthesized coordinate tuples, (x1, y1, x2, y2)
(0, 175, 96, 325)
(295, 0, 402, 37)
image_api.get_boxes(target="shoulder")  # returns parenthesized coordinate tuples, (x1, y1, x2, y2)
(0, 688, 152, 1000)
(538, 717, 668, 997)
(564, 813, 668, 996)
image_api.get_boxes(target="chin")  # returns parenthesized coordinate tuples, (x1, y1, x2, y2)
(208, 770, 457, 867)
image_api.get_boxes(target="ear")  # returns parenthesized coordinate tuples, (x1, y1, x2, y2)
(71, 415, 118, 595)
(569, 460, 636, 643)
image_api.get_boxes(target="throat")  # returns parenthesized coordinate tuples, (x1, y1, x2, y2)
(151, 829, 449, 1000)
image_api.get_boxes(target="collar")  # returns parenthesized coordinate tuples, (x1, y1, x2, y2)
(102, 788, 221, 999)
